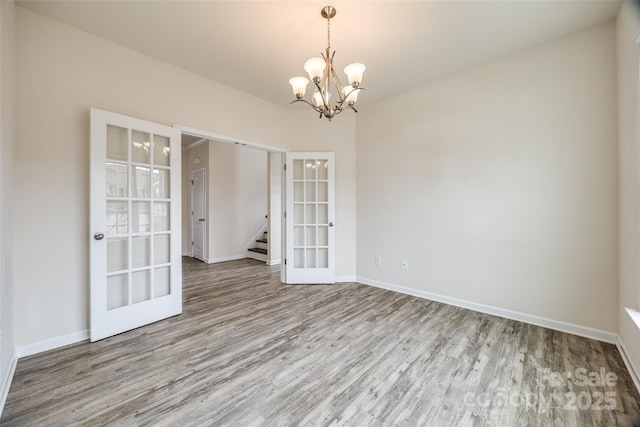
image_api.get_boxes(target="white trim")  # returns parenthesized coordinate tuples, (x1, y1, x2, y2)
(267, 259, 281, 266)
(356, 277, 618, 344)
(624, 307, 640, 330)
(616, 336, 640, 394)
(206, 255, 246, 264)
(336, 276, 357, 283)
(182, 251, 193, 257)
(16, 330, 89, 359)
(174, 125, 287, 154)
(0, 348, 18, 417)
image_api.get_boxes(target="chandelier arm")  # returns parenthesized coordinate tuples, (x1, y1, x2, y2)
(290, 98, 322, 114)
(330, 66, 346, 104)
(329, 50, 342, 104)
(313, 61, 331, 112)
(336, 87, 365, 110)
(344, 87, 365, 98)
(310, 79, 325, 110)
(323, 49, 332, 110)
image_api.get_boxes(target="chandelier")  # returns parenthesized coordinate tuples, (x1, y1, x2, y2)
(289, 6, 366, 121)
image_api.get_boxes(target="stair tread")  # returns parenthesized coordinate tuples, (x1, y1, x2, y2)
(248, 247, 267, 254)
(256, 239, 268, 244)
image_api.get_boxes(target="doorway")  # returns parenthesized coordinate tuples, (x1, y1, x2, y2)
(179, 129, 284, 269)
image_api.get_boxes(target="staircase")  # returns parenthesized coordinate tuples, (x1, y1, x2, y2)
(247, 231, 268, 263)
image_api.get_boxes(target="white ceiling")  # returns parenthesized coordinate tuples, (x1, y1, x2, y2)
(18, 1, 621, 108)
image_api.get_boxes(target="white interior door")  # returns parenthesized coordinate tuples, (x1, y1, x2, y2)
(90, 108, 182, 342)
(285, 152, 335, 284)
(191, 168, 206, 261)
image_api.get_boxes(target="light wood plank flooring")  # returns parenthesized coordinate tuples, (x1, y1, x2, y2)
(2, 258, 639, 426)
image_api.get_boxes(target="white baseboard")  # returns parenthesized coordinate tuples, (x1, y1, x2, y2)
(356, 276, 618, 344)
(267, 259, 281, 266)
(206, 255, 246, 264)
(616, 336, 640, 394)
(2, 330, 89, 418)
(0, 348, 17, 418)
(16, 329, 89, 359)
(336, 276, 357, 283)
(182, 251, 193, 257)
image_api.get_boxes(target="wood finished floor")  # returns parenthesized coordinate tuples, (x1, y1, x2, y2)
(2, 257, 639, 426)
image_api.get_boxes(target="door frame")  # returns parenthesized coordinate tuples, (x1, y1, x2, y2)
(191, 167, 207, 262)
(174, 125, 287, 274)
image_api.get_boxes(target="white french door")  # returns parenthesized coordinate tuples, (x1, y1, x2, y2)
(285, 152, 335, 284)
(191, 168, 206, 261)
(90, 108, 182, 342)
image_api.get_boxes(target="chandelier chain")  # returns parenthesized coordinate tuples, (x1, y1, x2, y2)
(327, 16, 331, 50)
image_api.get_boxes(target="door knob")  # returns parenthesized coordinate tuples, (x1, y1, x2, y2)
(199, 218, 205, 222)
(94, 233, 105, 240)
(329, 222, 334, 227)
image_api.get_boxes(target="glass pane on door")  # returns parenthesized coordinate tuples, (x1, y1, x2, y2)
(153, 135, 171, 167)
(153, 169, 170, 199)
(132, 236, 150, 269)
(154, 234, 170, 265)
(107, 274, 128, 310)
(107, 238, 127, 273)
(106, 163, 128, 197)
(132, 270, 151, 304)
(131, 130, 151, 164)
(132, 166, 151, 198)
(107, 125, 128, 162)
(154, 266, 171, 298)
(106, 201, 127, 235)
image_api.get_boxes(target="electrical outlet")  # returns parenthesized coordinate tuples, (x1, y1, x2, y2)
(401, 259, 409, 270)
(374, 255, 381, 266)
